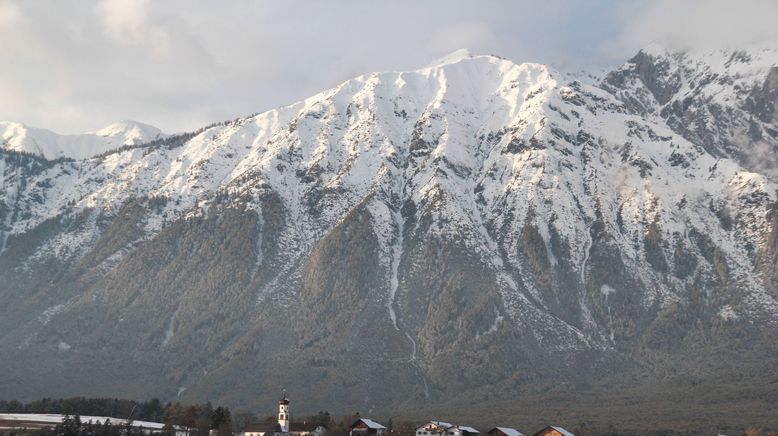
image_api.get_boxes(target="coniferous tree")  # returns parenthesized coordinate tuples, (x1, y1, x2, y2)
(211, 406, 232, 431)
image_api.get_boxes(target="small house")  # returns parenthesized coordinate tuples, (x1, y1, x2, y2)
(349, 418, 386, 436)
(416, 421, 454, 436)
(290, 423, 328, 436)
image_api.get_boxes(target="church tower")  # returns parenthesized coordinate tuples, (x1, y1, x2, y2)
(278, 394, 290, 433)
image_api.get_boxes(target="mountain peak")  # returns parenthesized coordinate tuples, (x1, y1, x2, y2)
(426, 48, 475, 68)
(636, 41, 674, 58)
(91, 120, 162, 140)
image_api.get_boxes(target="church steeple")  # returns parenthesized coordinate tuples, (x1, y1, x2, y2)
(278, 392, 290, 433)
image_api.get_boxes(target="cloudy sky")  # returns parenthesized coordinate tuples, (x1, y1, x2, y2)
(1, 0, 777, 134)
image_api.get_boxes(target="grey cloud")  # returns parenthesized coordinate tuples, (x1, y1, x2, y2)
(0, 0, 774, 134)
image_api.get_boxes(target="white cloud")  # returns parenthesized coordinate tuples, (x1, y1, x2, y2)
(427, 21, 496, 56)
(94, 0, 172, 56)
(611, 0, 778, 54)
(0, 0, 20, 28)
(95, 0, 149, 42)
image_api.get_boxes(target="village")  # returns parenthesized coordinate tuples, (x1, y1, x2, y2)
(237, 395, 573, 436)
(0, 395, 576, 436)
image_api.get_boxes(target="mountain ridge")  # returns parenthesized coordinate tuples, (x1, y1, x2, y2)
(0, 120, 165, 160)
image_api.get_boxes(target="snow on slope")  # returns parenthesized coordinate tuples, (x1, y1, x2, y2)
(645, 42, 777, 98)
(0, 120, 164, 160)
(602, 43, 778, 176)
(605, 43, 778, 112)
(3, 50, 778, 347)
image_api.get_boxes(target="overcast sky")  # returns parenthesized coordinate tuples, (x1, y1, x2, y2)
(1, 0, 777, 134)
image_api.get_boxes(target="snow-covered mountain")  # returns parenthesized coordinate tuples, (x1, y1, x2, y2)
(0, 120, 164, 160)
(602, 43, 778, 174)
(0, 46, 776, 430)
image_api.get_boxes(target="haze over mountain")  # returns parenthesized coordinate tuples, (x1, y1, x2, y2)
(0, 44, 777, 433)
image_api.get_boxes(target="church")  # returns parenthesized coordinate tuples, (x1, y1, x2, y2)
(239, 395, 328, 436)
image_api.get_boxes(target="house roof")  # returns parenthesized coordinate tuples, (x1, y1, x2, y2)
(352, 419, 386, 430)
(550, 427, 574, 436)
(417, 422, 480, 433)
(243, 422, 282, 433)
(491, 427, 524, 436)
(242, 423, 324, 433)
(532, 426, 574, 436)
(430, 421, 454, 429)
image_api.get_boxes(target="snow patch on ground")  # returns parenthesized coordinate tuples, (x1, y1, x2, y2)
(161, 311, 177, 347)
(719, 305, 739, 321)
(600, 284, 616, 342)
(600, 284, 616, 297)
(476, 311, 504, 340)
(39, 304, 66, 326)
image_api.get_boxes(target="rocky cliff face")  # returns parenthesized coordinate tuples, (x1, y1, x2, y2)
(602, 44, 778, 175)
(0, 47, 777, 430)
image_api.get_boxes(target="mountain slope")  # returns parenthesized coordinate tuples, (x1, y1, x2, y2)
(0, 49, 777, 432)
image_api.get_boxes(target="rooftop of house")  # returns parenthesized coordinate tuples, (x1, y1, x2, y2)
(491, 427, 524, 436)
(351, 419, 386, 430)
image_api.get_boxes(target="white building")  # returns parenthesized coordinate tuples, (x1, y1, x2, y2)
(278, 396, 290, 433)
(416, 421, 479, 436)
(240, 395, 327, 436)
